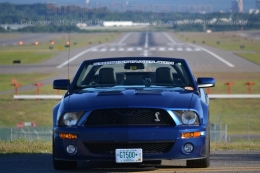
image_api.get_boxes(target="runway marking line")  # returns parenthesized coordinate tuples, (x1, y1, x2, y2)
(188, 44, 235, 68)
(57, 32, 132, 68)
(145, 32, 149, 48)
(163, 32, 235, 68)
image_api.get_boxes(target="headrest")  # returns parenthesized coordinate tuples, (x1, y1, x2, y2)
(98, 68, 117, 85)
(155, 67, 173, 84)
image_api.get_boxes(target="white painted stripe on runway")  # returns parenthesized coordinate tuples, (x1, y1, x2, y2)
(186, 48, 192, 51)
(100, 48, 107, 52)
(159, 47, 165, 51)
(143, 50, 148, 57)
(163, 32, 176, 44)
(195, 48, 201, 51)
(118, 32, 132, 44)
(145, 32, 148, 48)
(177, 48, 183, 51)
(189, 44, 235, 67)
(109, 48, 116, 51)
(57, 44, 105, 68)
(127, 47, 134, 51)
(150, 47, 156, 51)
(137, 47, 143, 51)
(119, 48, 125, 51)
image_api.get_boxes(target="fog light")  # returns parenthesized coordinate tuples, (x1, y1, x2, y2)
(66, 145, 77, 155)
(184, 143, 194, 153)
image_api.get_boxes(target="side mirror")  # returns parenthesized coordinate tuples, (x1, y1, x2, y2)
(197, 77, 215, 88)
(53, 79, 70, 90)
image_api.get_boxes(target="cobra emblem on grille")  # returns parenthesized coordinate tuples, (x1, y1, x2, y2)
(154, 112, 160, 122)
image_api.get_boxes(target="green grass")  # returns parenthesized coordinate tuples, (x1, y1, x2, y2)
(0, 33, 119, 64)
(0, 51, 54, 64)
(210, 100, 260, 134)
(0, 95, 59, 127)
(175, 31, 260, 65)
(0, 139, 259, 154)
(211, 140, 260, 151)
(0, 74, 56, 93)
(0, 139, 51, 154)
(235, 52, 260, 65)
(0, 72, 260, 135)
(194, 72, 260, 94)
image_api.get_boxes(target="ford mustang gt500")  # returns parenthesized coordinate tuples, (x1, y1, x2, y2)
(52, 57, 215, 170)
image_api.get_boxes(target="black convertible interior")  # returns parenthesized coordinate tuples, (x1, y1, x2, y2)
(77, 62, 191, 88)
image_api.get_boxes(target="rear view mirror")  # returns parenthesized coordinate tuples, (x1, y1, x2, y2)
(124, 63, 145, 70)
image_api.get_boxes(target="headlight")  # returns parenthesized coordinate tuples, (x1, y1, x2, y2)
(174, 111, 199, 125)
(59, 112, 84, 126)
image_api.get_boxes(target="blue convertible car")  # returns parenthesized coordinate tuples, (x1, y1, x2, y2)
(52, 57, 215, 170)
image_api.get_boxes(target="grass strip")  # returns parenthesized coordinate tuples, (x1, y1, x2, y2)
(235, 52, 260, 65)
(0, 139, 51, 154)
(0, 51, 54, 64)
(0, 74, 56, 93)
(211, 141, 260, 151)
(0, 33, 119, 64)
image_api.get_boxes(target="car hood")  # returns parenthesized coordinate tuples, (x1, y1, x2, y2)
(62, 89, 195, 111)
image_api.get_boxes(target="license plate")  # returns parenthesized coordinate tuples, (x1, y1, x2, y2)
(115, 149, 143, 163)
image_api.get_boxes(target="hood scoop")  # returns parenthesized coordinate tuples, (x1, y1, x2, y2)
(135, 90, 162, 95)
(97, 90, 123, 96)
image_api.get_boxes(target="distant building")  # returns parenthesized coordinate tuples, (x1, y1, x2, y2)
(232, 0, 243, 13)
(103, 21, 133, 27)
(0, 24, 27, 30)
(256, 0, 260, 10)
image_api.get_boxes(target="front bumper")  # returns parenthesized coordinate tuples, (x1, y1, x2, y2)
(53, 126, 207, 162)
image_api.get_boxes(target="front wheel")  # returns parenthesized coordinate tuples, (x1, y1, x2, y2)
(186, 125, 210, 168)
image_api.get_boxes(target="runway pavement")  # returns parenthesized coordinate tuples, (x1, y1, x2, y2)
(1, 151, 260, 173)
(1, 31, 260, 93)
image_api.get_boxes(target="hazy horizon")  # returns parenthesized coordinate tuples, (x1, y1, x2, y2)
(0, 0, 257, 12)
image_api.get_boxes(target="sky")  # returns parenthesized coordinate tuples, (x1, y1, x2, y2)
(0, 0, 257, 12)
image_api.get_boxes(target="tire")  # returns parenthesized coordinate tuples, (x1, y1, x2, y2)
(52, 137, 77, 170)
(186, 125, 210, 168)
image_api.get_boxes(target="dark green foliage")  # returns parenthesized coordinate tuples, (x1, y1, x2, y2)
(0, 3, 260, 32)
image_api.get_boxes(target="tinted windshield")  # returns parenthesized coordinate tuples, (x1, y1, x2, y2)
(73, 59, 194, 90)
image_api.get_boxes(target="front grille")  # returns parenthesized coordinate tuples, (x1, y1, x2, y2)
(84, 142, 174, 154)
(84, 108, 175, 126)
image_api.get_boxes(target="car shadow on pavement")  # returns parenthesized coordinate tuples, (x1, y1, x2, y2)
(0, 153, 187, 173)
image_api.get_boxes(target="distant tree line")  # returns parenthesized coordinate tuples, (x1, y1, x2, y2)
(0, 3, 259, 32)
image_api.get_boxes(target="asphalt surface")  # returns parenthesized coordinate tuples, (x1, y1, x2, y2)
(1, 31, 260, 94)
(0, 151, 260, 173)
(1, 32, 260, 172)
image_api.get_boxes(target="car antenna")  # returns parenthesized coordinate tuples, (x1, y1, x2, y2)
(67, 31, 71, 111)
(67, 32, 71, 83)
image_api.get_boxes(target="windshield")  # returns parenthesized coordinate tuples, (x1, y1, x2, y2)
(73, 59, 194, 90)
